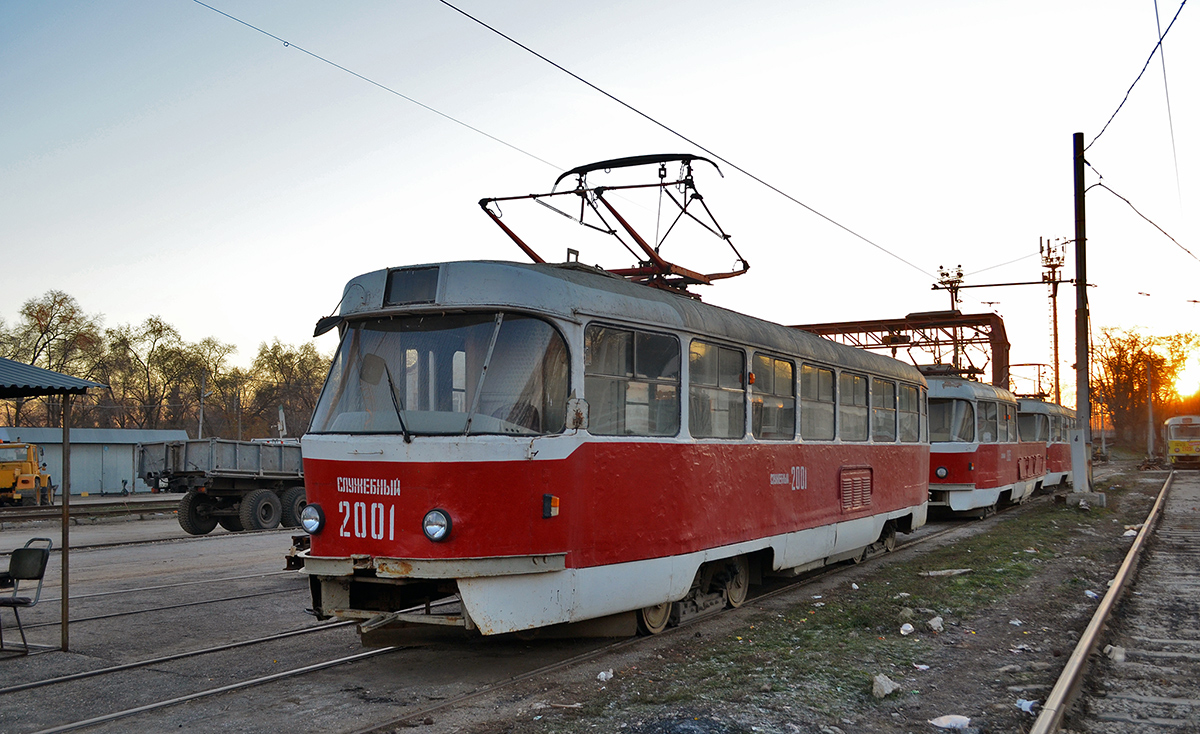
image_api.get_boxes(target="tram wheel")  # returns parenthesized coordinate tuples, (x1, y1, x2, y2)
(280, 486, 307, 528)
(636, 602, 673, 635)
(723, 555, 750, 608)
(239, 489, 282, 530)
(178, 490, 218, 535)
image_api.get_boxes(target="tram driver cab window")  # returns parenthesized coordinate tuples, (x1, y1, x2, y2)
(979, 401, 999, 443)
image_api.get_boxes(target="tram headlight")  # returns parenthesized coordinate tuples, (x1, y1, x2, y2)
(422, 509, 452, 542)
(935, 466, 949, 479)
(300, 504, 325, 534)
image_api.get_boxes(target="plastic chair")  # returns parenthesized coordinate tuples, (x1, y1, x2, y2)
(0, 537, 53, 654)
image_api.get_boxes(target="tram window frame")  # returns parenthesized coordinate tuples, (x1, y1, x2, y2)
(752, 354, 796, 440)
(871, 378, 897, 442)
(584, 324, 681, 437)
(800, 364, 836, 440)
(979, 401, 1000, 443)
(1003, 404, 1018, 442)
(898, 384, 921, 442)
(839, 372, 869, 442)
(689, 340, 746, 439)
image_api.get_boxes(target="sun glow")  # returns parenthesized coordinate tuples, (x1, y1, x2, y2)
(1175, 356, 1200, 399)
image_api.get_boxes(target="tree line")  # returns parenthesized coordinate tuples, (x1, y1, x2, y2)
(1093, 328, 1199, 449)
(1, 290, 330, 440)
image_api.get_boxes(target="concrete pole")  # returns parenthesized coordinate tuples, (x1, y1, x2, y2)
(60, 395, 71, 652)
(1072, 132, 1092, 492)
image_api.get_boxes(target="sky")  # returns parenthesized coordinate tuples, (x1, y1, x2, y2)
(2, 0, 1196, 402)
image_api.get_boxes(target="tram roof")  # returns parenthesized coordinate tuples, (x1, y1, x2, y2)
(333, 260, 924, 384)
(926, 375, 1017, 403)
(1017, 398, 1075, 417)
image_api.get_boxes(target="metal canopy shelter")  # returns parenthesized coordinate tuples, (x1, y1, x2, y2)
(0, 357, 104, 653)
(791, 311, 1011, 388)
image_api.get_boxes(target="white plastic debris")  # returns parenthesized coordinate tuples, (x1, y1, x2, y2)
(872, 673, 902, 698)
(597, 669, 613, 682)
(851, 583, 859, 590)
(928, 714, 972, 729)
(900, 623, 915, 636)
(1122, 529, 1137, 537)
(913, 664, 930, 671)
(1085, 590, 1100, 600)
(927, 616, 944, 633)
(1010, 619, 1023, 627)
(1104, 644, 1126, 663)
(1016, 699, 1039, 714)
(894, 592, 911, 598)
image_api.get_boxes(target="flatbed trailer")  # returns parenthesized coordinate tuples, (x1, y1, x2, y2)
(137, 438, 306, 534)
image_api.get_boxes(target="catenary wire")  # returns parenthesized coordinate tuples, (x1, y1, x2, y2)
(434, 0, 934, 279)
(1154, 0, 1184, 209)
(1086, 0, 1187, 151)
(190, 1, 560, 171)
(964, 252, 1040, 277)
(1094, 183, 1198, 263)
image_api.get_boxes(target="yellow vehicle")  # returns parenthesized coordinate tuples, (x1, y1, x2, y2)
(0, 442, 55, 506)
(1165, 415, 1200, 468)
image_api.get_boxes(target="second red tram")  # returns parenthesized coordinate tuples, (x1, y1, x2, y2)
(1018, 398, 1075, 487)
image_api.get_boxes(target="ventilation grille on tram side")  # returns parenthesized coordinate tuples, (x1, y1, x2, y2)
(841, 468, 873, 511)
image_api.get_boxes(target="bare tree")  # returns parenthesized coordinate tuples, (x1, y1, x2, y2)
(1093, 329, 1197, 447)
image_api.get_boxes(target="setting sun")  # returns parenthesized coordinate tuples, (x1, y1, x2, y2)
(1176, 355, 1200, 399)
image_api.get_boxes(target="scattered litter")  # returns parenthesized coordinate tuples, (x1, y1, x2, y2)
(1079, 500, 1091, 511)
(900, 623, 915, 636)
(851, 583, 859, 590)
(913, 664, 930, 671)
(534, 715, 542, 720)
(531, 703, 549, 710)
(919, 568, 973, 577)
(872, 673, 902, 698)
(1125, 523, 1144, 531)
(1016, 699, 1039, 714)
(927, 616, 944, 633)
(928, 714, 972, 729)
(1104, 644, 1126, 663)
(894, 592, 911, 599)
(1085, 590, 1100, 600)
(812, 595, 823, 599)
(1009, 644, 1036, 654)
(1024, 548, 1039, 554)
(1010, 619, 1023, 627)
(1122, 529, 1137, 537)
(550, 703, 583, 709)
(997, 664, 1022, 673)
(597, 669, 613, 682)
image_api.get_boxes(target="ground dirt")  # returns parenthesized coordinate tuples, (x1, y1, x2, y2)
(394, 462, 1161, 734)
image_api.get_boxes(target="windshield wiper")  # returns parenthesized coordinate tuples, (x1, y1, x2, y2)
(381, 362, 413, 444)
(463, 313, 505, 436)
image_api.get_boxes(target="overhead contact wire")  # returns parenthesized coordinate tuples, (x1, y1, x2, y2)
(191, 1, 560, 170)
(437, 0, 934, 279)
(1086, 0, 1187, 151)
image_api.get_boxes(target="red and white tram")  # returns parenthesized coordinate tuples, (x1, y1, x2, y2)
(1017, 399, 1074, 487)
(298, 260, 929, 637)
(927, 376, 1046, 516)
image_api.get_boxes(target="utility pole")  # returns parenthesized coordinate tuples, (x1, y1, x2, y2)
(1147, 361, 1155, 459)
(1072, 132, 1092, 492)
(937, 265, 964, 372)
(1041, 238, 1067, 404)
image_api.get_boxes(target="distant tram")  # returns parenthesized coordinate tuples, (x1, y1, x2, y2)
(1165, 415, 1200, 467)
(1018, 399, 1075, 487)
(297, 260, 930, 637)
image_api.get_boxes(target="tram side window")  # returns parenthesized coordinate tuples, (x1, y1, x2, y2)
(752, 355, 795, 439)
(800, 364, 835, 440)
(899, 384, 921, 442)
(1004, 404, 1018, 442)
(690, 341, 746, 439)
(839, 372, 869, 441)
(978, 401, 999, 443)
(929, 399, 974, 442)
(584, 325, 680, 436)
(872, 378, 897, 442)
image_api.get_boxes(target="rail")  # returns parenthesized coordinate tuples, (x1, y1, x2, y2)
(0, 497, 180, 523)
(1029, 471, 1174, 734)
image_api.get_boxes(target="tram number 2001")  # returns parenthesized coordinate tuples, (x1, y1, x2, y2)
(338, 500, 395, 540)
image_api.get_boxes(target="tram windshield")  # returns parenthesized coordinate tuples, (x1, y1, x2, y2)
(1018, 414, 1048, 442)
(309, 313, 568, 436)
(929, 398, 975, 443)
(1168, 423, 1200, 440)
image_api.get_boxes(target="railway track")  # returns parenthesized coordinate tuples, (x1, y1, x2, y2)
(1032, 470, 1196, 733)
(0, 497, 180, 523)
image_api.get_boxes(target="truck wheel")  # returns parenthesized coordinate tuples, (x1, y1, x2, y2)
(178, 490, 218, 535)
(280, 486, 307, 528)
(217, 515, 244, 532)
(240, 489, 282, 530)
(20, 492, 36, 507)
